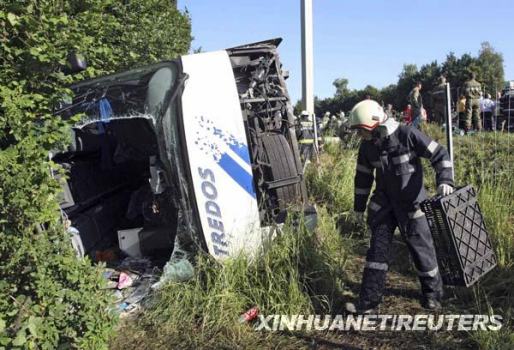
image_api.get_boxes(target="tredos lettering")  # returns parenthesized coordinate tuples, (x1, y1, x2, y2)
(198, 167, 229, 256)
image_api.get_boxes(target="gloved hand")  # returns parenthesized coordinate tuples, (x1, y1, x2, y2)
(353, 211, 365, 226)
(437, 184, 454, 196)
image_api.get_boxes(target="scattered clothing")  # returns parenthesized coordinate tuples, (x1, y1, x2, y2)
(101, 257, 160, 318)
(117, 272, 135, 289)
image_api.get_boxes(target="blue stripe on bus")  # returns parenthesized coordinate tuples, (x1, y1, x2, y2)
(218, 153, 256, 198)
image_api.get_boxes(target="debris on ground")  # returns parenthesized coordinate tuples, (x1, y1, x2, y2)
(101, 257, 160, 318)
(150, 259, 194, 290)
(238, 307, 260, 324)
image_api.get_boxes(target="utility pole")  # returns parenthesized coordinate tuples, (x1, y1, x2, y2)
(301, 0, 318, 156)
(301, 0, 314, 116)
(445, 82, 455, 182)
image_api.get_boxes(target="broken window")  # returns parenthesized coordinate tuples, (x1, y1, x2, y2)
(53, 63, 190, 266)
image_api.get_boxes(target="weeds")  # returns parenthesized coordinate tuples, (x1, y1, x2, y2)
(112, 124, 513, 349)
(111, 212, 349, 349)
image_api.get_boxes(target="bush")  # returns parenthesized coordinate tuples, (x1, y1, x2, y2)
(0, 1, 191, 348)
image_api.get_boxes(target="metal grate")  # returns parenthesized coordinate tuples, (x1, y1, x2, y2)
(421, 185, 497, 287)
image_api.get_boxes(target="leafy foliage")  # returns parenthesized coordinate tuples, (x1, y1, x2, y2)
(313, 42, 505, 115)
(476, 42, 505, 96)
(0, 1, 191, 348)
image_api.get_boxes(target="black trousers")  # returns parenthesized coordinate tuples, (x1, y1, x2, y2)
(458, 112, 466, 130)
(482, 111, 494, 131)
(359, 211, 443, 309)
(300, 143, 313, 162)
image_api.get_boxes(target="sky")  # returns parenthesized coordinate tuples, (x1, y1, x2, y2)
(178, 0, 514, 103)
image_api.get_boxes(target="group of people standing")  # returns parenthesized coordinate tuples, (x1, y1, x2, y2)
(295, 110, 349, 162)
(408, 72, 510, 133)
(296, 73, 512, 162)
(457, 89, 504, 132)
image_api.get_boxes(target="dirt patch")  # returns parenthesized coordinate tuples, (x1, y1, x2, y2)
(298, 236, 478, 350)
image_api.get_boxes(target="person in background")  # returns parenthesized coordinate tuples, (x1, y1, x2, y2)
(408, 82, 424, 129)
(321, 111, 331, 134)
(403, 104, 413, 125)
(463, 72, 482, 132)
(481, 93, 495, 131)
(430, 76, 447, 125)
(495, 91, 504, 132)
(297, 110, 315, 162)
(331, 114, 343, 130)
(499, 86, 514, 132)
(457, 95, 467, 130)
(385, 104, 394, 120)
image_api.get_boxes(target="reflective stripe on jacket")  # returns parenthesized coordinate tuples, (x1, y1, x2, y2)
(354, 125, 454, 214)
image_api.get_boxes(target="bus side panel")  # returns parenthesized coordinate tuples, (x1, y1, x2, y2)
(181, 51, 263, 260)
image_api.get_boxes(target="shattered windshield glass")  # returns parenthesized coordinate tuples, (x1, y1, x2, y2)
(60, 62, 179, 125)
(57, 63, 186, 202)
(54, 62, 195, 236)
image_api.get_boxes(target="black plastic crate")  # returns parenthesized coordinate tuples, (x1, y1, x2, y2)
(420, 185, 497, 287)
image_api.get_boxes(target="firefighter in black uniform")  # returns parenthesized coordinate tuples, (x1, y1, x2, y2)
(346, 100, 455, 313)
(297, 110, 315, 162)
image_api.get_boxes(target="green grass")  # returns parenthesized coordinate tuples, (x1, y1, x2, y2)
(111, 212, 350, 349)
(304, 124, 513, 349)
(446, 127, 514, 349)
(112, 124, 514, 349)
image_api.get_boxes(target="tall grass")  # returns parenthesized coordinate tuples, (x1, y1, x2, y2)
(423, 124, 514, 266)
(111, 211, 349, 349)
(112, 124, 513, 349)
(311, 124, 514, 349)
(445, 126, 514, 349)
(305, 141, 357, 215)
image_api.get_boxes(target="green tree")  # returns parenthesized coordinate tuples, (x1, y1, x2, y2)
(333, 78, 350, 97)
(315, 43, 506, 119)
(441, 52, 477, 99)
(0, 1, 191, 348)
(357, 85, 381, 102)
(380, 84, 398, 107)
(476, 41, 505, 95)
(395, 64, 419, 108)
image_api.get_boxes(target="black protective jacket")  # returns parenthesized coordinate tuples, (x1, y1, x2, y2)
(354, 123, 454, 229)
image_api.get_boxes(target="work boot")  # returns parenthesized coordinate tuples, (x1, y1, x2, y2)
(344, 301, 378, 315)
(421, 297, 442, 311)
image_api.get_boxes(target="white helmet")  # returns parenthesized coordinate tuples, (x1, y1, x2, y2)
(349, 100, 386, 130)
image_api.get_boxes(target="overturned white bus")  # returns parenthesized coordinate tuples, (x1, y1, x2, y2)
(54, 39, 315, 273)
